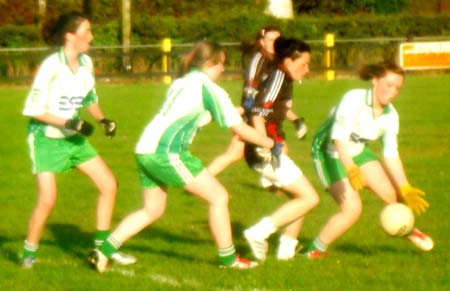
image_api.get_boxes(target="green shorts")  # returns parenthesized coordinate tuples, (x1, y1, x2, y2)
(27, 133, 98, 174)
(313, 146, 378, 188)
(136, 151, 204, 189)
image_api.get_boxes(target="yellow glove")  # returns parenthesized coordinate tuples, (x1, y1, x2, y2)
(400, 184, 429, 215)
(346, 165, 365, 191)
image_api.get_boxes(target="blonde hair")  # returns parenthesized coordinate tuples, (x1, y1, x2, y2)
(179, 40, 225, 77)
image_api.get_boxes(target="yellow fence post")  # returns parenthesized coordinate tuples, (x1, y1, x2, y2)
(325, 33, 335, 80)
(162, 38, 172, 84)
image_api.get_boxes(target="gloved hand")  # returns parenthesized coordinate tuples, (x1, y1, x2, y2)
(100, 118, 117, 138)
(293, 117, 307, 140)
(242, 86, 258, 111)
(400, 184, 429, 215)
(255, 147, 272, 163)
(242, 97, 255, 112)
(270, 142, 284, 168)
(346, 165, 365, 191)
(243, 86, 258, 99)
(65, 119, 94, 136)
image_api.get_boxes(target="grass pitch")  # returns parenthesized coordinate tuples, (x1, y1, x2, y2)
(0, 74, 449, 290)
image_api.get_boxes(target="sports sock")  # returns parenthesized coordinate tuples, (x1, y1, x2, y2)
(308, 236, 328, 252)
(249, 217, 277, 240)
(23, 240, 38, 259)
(218, 245, 236, 266)
(99, 235, 122, 258)
(94, 230, 111, 247)
(279, 235, 298, 250)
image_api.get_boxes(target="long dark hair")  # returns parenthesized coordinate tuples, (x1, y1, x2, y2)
(273, 36, 311, 65)
(42, 11, 88, 47)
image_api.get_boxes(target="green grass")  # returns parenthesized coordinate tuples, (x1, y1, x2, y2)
(0, 75, 449, 290)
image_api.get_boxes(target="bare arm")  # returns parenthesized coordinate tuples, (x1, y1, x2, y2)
(251, 115, 267, 136)
(231, 121, 274, 149)
(286, 109, 299, 122)
(86, 103, 106, 122)
(383, 156, 409, 189)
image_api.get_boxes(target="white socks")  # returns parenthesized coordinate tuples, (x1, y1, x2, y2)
(248, 217, 277, 240)
(277, 235, 299, 260)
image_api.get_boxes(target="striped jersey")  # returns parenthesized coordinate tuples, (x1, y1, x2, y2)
(318, 88, 400, 158)
(23, 48, 98, 138)
(135, 70, 242, 154)
(243, 51, 274, 89)
(251, 68, 293, 142)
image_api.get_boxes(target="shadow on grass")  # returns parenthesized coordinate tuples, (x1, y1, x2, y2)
(117, 226, 213, 264)
(48, 223, 93, 260)
(0, 234, 22, 264)
(335, 242, 412, 255)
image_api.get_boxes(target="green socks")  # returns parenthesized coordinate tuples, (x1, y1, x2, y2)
(218, 245, 236, 266)
(23, 240, 38, 259)
(99, 235, 122, 258)
(308, 237, 328, 252)
(94, 230, 111, 248)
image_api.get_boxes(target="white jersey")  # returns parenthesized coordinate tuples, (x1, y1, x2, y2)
(326, 88, 399, 158)
(135, 70, 242, 154)
(23, 48, 98, 138)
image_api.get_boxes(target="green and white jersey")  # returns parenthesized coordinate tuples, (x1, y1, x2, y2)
(324, 88, 400, 158)
(23, 48, 98, 138)
(135, 70, 242, 154)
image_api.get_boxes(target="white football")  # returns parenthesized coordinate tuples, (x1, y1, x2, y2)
(380, 203, 414, 237)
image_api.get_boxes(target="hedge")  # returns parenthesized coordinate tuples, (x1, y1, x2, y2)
(1, 13, 449, 48)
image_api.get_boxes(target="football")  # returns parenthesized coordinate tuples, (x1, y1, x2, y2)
(380, 203, 414, 237)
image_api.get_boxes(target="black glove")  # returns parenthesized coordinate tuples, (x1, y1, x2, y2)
(65, 119, 94, 136)
(100, 118, 117, 138)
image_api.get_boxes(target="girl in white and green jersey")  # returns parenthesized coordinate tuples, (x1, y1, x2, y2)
(90, 40, 279, 272)
(21, 12, 127, 268)
(305, 62, 433, 258)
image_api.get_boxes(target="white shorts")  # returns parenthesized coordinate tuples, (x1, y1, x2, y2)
(252, 154, 302, 188)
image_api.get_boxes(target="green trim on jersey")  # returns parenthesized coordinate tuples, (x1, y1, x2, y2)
(202, 84, 226, 127)
(313, 145, 379, 188)
(155, 114, 200, 153)
(136, 151, 203, 188)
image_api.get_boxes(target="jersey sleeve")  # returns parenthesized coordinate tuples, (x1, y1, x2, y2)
(251, 70, 284, 117)
(82, 88, 99, 106)
(80, 54, 98, 106)
(381, 106, 400, 157)
(245, 52, 263, 88)
(202, 81, 242, 128)
(22, 58, 56, 116)
(330, 90, 364, 141)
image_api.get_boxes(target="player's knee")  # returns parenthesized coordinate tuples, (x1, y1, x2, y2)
(213, 188, 229, 207)
(37, 196, 57, 211)
(342, 200, 363, 221)
(308, 192, 320, 208)
(100, 177, 118, 196)
(385, 191, 398, 204)
(144, 203, 166, 221)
